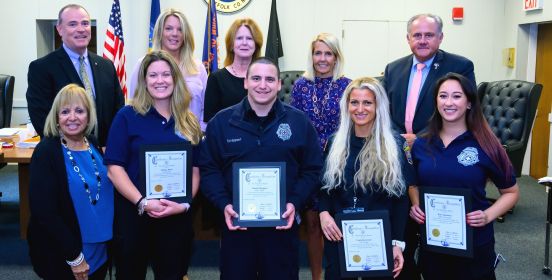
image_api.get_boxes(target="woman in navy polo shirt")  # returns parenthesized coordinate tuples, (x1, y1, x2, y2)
(409, 73, 519, 280)
(104, 50, 202, 279)
(319, 77, 414, 279)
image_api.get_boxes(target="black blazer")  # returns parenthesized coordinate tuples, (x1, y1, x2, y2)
(27, 136, 102, 277)
(26, 48, 125, 146)
(383, 49, 476, 134)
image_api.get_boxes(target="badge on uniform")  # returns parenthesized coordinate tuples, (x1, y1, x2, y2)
(457, 147, 479, 166)
(403, 141, 413, 165)
(276, 123, 292, 141)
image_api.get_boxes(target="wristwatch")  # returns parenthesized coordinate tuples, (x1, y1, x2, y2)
(392, 240, 406, 252)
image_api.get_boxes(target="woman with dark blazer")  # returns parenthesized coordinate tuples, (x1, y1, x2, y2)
(28, 84, 114, 280)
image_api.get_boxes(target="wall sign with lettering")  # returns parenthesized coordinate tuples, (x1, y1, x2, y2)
(204, 0, 252, 14)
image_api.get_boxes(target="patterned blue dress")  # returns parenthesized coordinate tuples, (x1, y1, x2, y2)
(290, 76, 351, 150)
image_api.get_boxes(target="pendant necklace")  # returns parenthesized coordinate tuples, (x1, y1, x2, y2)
(61, 137, 101, 205)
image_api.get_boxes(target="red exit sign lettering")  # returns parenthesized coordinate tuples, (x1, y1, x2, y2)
(524, 0, 543, 11)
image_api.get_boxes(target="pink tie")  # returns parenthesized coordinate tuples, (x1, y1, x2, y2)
(405, 63, 425, 134)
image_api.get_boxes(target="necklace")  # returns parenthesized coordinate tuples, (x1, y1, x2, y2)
(61, 137, 101, 205)
(231, 64, 246, 77)
(311, 78, 334, 120)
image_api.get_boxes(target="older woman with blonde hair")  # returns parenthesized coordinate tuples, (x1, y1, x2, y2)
(28, 84, 114, 280)
(203, 18, 263, 122)
(319, 77, 414, 280)
(129, 8, 208, 130)
(289, 32, 351, 280)
(105, 50, 202, 279)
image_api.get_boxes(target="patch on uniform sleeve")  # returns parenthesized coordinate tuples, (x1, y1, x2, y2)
(276, 123, 292, 141)
(403, 141, 413, 165)
(457, 147, 479, 166)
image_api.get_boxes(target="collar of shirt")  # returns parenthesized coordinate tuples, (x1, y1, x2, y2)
(407, 54, 436, 96)
(243, 98, 276, 128)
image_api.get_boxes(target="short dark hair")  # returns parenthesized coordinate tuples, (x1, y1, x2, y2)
(246, 57, 280, 78)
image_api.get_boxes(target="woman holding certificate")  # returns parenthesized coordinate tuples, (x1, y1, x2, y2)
(28, 84, 114, 280)
(319, 77, 413, 279)
(409, 73, 519, 280)
(104, 51, 202, 279)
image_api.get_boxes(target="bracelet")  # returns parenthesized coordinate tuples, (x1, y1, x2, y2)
(66, 252, 84, 267)
(138, 198, 148, 216)
(135, 196, 145, 207)
(392, 240, 406, 252)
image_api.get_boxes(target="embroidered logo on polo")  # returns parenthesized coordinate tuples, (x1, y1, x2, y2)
(457, 147, 479, 166)
(276, 123, 292, 141)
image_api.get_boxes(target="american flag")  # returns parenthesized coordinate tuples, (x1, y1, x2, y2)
(103, 0, 127, 97)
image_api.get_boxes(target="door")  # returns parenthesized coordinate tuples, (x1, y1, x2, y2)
(342, 20, 409, 78)
(530, 23, 552, 178)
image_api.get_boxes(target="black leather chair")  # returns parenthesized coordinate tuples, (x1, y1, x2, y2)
(0, 74, 15, 128)
(478, 80, 543, 221)
(278, 71, 303, 104)
(0, 74, 15, 200)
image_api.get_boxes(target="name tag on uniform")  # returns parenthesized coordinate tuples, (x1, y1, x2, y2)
(342, 207, 365, 214)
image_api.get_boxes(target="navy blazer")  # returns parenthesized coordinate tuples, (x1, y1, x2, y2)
(383, 49, 475, 134)
(26, 47, 124, 146)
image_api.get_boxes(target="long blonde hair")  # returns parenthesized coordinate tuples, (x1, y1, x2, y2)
(322, 77, 405, 197)
(131, 51, 201, 145)
(151, 8, 199, 75)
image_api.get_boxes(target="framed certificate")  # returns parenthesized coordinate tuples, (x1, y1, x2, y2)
(420, 186, 473, 258)
(335, 211, 393, 278)
(139, 143, 192, 203)
(232, 162, 286, 227)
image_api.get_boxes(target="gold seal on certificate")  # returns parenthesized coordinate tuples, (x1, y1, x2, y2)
(140, 144, 193, 203)
(420, 186, 473, 258)
(232, 162, 287, 227)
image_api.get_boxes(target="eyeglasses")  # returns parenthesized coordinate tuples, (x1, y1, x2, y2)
(410, 32, 438, 41)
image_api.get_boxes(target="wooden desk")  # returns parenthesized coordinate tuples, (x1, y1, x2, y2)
(0, 143, 34, 239)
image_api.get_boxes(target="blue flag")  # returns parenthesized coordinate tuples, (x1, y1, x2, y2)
(202, 0, 219, 75)
(148, 0, 160, 51)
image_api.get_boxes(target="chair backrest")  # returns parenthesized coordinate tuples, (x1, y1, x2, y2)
(0, 74, 15, 128)
(278, 71, 303, 104)
(478, 80, 542, 177)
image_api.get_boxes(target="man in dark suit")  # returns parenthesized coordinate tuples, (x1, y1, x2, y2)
(26, 4, 124, 146)
(383, 14, 476, 280)
(383, 14, 475, 145)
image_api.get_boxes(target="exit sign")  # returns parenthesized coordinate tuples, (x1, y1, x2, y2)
(524, 0, 543, 11)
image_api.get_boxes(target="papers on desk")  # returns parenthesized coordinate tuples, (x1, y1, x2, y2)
(0, 128, 22, 137)
(15, 136, 40, 149)
(539, 177, 552, 184)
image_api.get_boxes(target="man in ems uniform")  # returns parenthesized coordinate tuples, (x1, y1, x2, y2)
(200, 57, 322, 279)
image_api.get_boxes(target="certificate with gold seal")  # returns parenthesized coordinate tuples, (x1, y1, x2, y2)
(232, 162, 286, 227)
(335, 211, 393, 278)
(140, 143, 192, 203)
(420, 186, 473, 257)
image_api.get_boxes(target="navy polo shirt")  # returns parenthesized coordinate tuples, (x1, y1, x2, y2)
(104, 106, 199, 193)
(411, 131, 516, 246)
